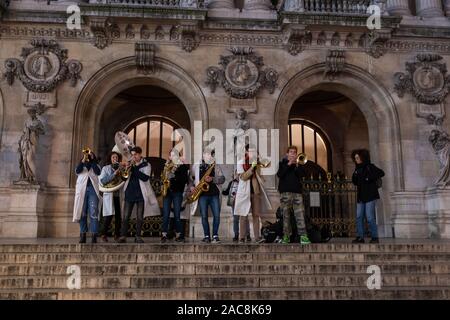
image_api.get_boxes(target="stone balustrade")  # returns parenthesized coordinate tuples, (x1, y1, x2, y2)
(283, 0, 372, 14)
(89, 0, 205, 8)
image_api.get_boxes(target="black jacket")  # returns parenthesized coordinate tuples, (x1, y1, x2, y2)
(352, 162, 385, 203)
(276, 158, 306, 194)
(169, 164, 189, 193)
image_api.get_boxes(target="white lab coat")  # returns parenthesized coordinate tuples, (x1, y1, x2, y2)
(122, 159, 160, 217)
(99, 164, 122, 217)
(73, 164, 102, 222)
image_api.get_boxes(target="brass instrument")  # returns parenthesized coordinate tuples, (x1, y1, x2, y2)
(161, 160, 176, 198)
(296, 153, 307, 166)
(256, 158, 271, 168)
(82, 147, 91, 162)
(187, 162, 215, 203)
(99, 132, 135, 193)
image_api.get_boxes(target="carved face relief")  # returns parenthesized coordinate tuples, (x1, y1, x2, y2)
(26, 52, 60, 81)
(414, 66, 444, 94)
(226, 60, 258, 88)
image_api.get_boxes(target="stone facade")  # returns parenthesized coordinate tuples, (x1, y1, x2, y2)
(0, 0, 450, 239)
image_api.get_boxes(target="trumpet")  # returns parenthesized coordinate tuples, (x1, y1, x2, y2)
(256, 158, 271, 168)
(82, 147, 91, 162)
(296, 153, 307, 166)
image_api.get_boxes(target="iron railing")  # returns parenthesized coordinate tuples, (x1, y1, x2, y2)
(284, 0, 374, 14)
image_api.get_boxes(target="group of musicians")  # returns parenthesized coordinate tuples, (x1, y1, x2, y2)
(73, 144, 384, 245)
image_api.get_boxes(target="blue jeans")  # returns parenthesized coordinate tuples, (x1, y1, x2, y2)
(356, 200, 378, 238)
(162, 191, 183, 235)
(80, 185, 99, 234)
(199, 195, 221, 238)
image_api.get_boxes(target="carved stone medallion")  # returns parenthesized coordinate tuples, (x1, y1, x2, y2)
(394, 54, 450, 105)
(206, 47, 278, 99)
(3, 39, 82, 93)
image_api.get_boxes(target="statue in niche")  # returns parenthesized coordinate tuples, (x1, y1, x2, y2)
(429, 129, 450, 187)
(17, 104, 46, 184)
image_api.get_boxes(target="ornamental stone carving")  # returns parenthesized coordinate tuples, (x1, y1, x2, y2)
(394, 54, 450, 105)
(206, 47, 278, 99)
(135, 42, 155, 74)
(3, 39, 82, 93)
(324, 50, 345, 81)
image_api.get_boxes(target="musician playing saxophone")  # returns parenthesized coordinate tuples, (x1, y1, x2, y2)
(161, 148, 189, 243)
(189, 148, 225, 243)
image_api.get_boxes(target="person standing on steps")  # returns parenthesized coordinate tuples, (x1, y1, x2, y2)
(351, 149, 385, 244)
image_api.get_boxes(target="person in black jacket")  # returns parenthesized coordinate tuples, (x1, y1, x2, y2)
(161, 149, 189, 243)
(351, 149, 385, 244)
(276, 146, 311, 245)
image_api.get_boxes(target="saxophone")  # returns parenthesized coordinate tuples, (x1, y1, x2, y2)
(187, 162, 215, 203)
(161, 160, 175, 197)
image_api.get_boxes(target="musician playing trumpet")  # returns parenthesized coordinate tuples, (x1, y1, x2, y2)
(277, 146, 311, 245)
(189, 148, 225, 243)
(73, 148, 102, 244)
(161, 148, 189, 243)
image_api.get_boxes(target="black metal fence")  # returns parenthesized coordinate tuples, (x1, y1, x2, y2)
(301, 173, 357, 237)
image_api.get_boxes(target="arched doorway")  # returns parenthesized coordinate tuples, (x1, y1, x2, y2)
(72, 57, 208, 237)
(275, 64, 403, 238)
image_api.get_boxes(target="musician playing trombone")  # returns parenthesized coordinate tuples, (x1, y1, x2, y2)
(234, 144, 271, 243)
(277, 146, 311, 245)
(161, 148, 189, 243)
(118, 146, 160, 243)
(189, 148, 225, 243)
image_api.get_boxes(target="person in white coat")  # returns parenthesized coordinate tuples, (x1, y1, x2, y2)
(99, 151, 123, 242)
(118, 146, 160, 243)
(234, 145, 270, 243)
(73, 150, 102, 244)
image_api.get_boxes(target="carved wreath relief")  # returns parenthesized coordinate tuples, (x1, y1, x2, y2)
(394, 54, 450, 105)
(4, 39, 82, 93)
(206, 47, 278, 99)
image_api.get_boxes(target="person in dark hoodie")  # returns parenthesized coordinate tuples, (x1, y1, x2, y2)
(351, 149, 385, 244)
(276, 146, 310, 245)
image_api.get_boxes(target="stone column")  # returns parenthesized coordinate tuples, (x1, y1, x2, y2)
(208, 0, 236, 8)
(243, 0, 273, 10)
(445, 0, 450, 16)
(416, 0, 444, 17)
(386, 0, 411, 15)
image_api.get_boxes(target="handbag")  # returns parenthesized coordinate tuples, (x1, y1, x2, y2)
(227, 179, 239, 207)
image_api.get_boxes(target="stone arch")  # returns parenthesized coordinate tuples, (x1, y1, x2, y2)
(275, 63, 404, 237)
(71, 56, 208, 185)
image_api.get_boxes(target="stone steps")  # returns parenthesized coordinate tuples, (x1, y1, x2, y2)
(1, 287, 449, 300)
(0, 242, 449, 299)
(1, 262, 448, 276)
(1, 274, 449, 290)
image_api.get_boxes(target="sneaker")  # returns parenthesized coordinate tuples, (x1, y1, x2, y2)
(117, 237, 126, 243)
(246, 235, 252, 242)
(239, 238, 245, 243)
(175, 236, 185, 243)
(161, 235, 167, 243)
(79, 233, 86, 244)
(274, 236, 282, 243)
(352, 237, 365, 244)
(212, 236, 221, 244)
(91, 234, 98, 244)
(256, 237, 265, 244)
(135, 237, 144, 243)
(281, 235, 290, 244)
(370, 238, 379, 244)
(202, 236, 211, 243)
(101, 235, 108, 243)
(232, 236, 239, 242)
(300, 235, 311, 245)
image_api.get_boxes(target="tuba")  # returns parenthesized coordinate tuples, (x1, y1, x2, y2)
(99, 132, 135, 193)
(296, 153, 307, 166)
(187, 162, 215, 203)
